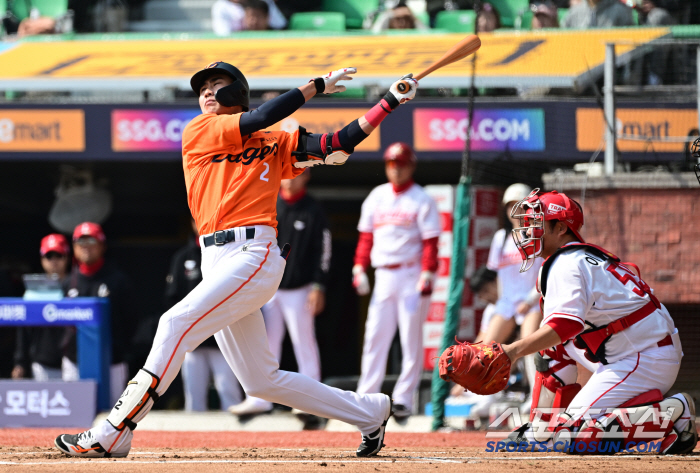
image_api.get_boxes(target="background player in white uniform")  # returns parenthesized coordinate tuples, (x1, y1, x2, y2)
(505, 189, 696, 454)
(352, 142, 441, 420)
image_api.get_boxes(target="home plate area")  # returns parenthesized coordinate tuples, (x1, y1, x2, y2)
(0, 430, 697, 472)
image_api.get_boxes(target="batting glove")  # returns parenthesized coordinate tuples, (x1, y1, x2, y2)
(384, 73, 418, 109)
(311, 67, 357, 94)
(352, 264, 371, 296)
(416, 271, 435, 296)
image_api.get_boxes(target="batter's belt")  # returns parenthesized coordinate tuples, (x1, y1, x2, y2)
(202, 227, 256, 247)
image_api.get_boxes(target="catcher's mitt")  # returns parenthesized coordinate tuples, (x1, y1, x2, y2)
(438, 341, 511, 395)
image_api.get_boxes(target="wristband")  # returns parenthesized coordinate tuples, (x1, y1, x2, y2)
(311, 77, 325, 94)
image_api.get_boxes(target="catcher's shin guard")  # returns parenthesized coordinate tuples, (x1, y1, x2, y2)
(528, 349, 581, 443)
(106, 369, 160, 431)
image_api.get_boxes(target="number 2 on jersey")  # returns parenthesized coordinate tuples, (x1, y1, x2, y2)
(260, 162, 269, 182)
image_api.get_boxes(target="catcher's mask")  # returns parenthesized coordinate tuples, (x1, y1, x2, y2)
(510, 188, 584, 272)
(190, 61, 250, 111)
(692, 137, 700, 184)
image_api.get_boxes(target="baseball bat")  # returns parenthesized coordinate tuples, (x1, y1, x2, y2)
(396, 35, 481, 93)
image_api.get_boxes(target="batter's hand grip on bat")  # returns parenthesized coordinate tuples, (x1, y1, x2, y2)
(397, 81, 410, 93)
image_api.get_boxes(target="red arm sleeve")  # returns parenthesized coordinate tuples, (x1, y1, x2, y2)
(421, 237, 439, 272)
(546, 318, 584, 342)
(354, 232, 373, 270)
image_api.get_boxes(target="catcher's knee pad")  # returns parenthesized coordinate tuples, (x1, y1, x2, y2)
(529, 349, 581, 443)
(106, 369, 160, 431)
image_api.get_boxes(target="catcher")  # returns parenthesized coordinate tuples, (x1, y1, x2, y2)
(440, 189, 696, 454)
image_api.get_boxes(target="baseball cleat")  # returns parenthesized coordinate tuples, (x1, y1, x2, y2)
(228, 397, 273, 417)
(55, 430, 126, 458)
(391, 403, 411, 421)
(664, 393, 698, 455)
(356, 397, 392, 457)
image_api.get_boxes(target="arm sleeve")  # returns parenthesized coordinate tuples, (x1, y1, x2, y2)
(541, 256, 592, 329)
(354, 232, 373, 270)
(311, 207, 332, 288)
(305, 119, 369, 157)
(486, 228, 505, 271)
(239, 89, 306, 135)
(421, 237, 439, 272)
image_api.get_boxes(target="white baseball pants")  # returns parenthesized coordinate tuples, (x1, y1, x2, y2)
(93, 226, 389, 451)
(243, 284, 323, 410)
(567, 332, 683, 424)
(182, 347, 243, 411)
(357, 264, 429, 410)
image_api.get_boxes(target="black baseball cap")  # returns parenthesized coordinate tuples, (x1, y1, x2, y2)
(470, 266, 498, 293)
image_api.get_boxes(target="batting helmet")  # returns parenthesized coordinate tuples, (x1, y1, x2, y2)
(190, 61, 250, 111)
(510, 188, 584, 272)
(383, 142, 416, 165)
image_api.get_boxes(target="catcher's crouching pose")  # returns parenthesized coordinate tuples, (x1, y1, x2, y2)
(54, 62, 419, 459)
(440, 189, 697, 454)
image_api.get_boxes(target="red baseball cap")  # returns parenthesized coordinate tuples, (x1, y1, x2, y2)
(73, 222, 106, 242)
(383, 142, 416, 166)
(40, 234, 70, 256)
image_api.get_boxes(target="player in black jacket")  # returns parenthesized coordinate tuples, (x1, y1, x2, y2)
(229, 169, 331, 420)
(164, 220, 242, 411)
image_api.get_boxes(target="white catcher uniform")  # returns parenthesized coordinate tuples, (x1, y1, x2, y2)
(542, 243, 684, 422)
(356, 182, 440, 410)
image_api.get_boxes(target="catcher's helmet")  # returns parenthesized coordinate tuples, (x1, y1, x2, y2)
(190, 61, 250, 111)
(383, 142, 416, 165)
(692, 137, 700, 184)
(510, 189, 584, 272)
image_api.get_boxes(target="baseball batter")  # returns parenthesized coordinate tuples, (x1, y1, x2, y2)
(502, 189, 696, 454)
(352, 143, 441, 420)
(54, 62, 419, 458)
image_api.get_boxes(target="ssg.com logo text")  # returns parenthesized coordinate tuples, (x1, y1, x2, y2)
(42, 304, 94, 323)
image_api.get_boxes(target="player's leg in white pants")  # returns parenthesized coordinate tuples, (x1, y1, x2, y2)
(87, 228, 389, 455)
(280, 285, 322, 381)
(207, 347, 243, 410)
(32, 362, 63, 381)
(247, 286, 322, 410)
(566, 343, 682, 425)
(393, 266, 427, 410)
(215, 310, 388, 434)
(238, 293, 285, 411)
(356, 269, 398, 396)
(181, 349, 211, 412)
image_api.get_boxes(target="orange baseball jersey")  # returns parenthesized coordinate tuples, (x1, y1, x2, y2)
(182, 112, 304, 235)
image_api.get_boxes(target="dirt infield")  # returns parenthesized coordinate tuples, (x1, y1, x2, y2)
(0, 430, 697, 472)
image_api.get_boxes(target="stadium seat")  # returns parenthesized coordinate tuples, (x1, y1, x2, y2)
(519, 10, 533, 29)
(290, 12, 346, 31)
(488, 0, 529, 28)
(322, 0, 378, 29)
(435, 10, 475, 33)
(0, 0, 5, 35)
(11, 0, 68, 21)
(558, 8, 568, 26)
(30, 0, 68, 18)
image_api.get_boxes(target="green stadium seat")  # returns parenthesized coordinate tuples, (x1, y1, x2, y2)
(290, 12, 346, 31)
(558, 8, 568, 26)
(435, 10, 475, 33)
(322, 0, 378, 29)
(415, 11, 429, 27)
(0, 0, 5, 35)
(489, 0, 529, 28)
(632, 8, 639, 26)
(519, 10, 533, 29)
(31, 0, 68, 18)
(11, 0, 68, 21)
